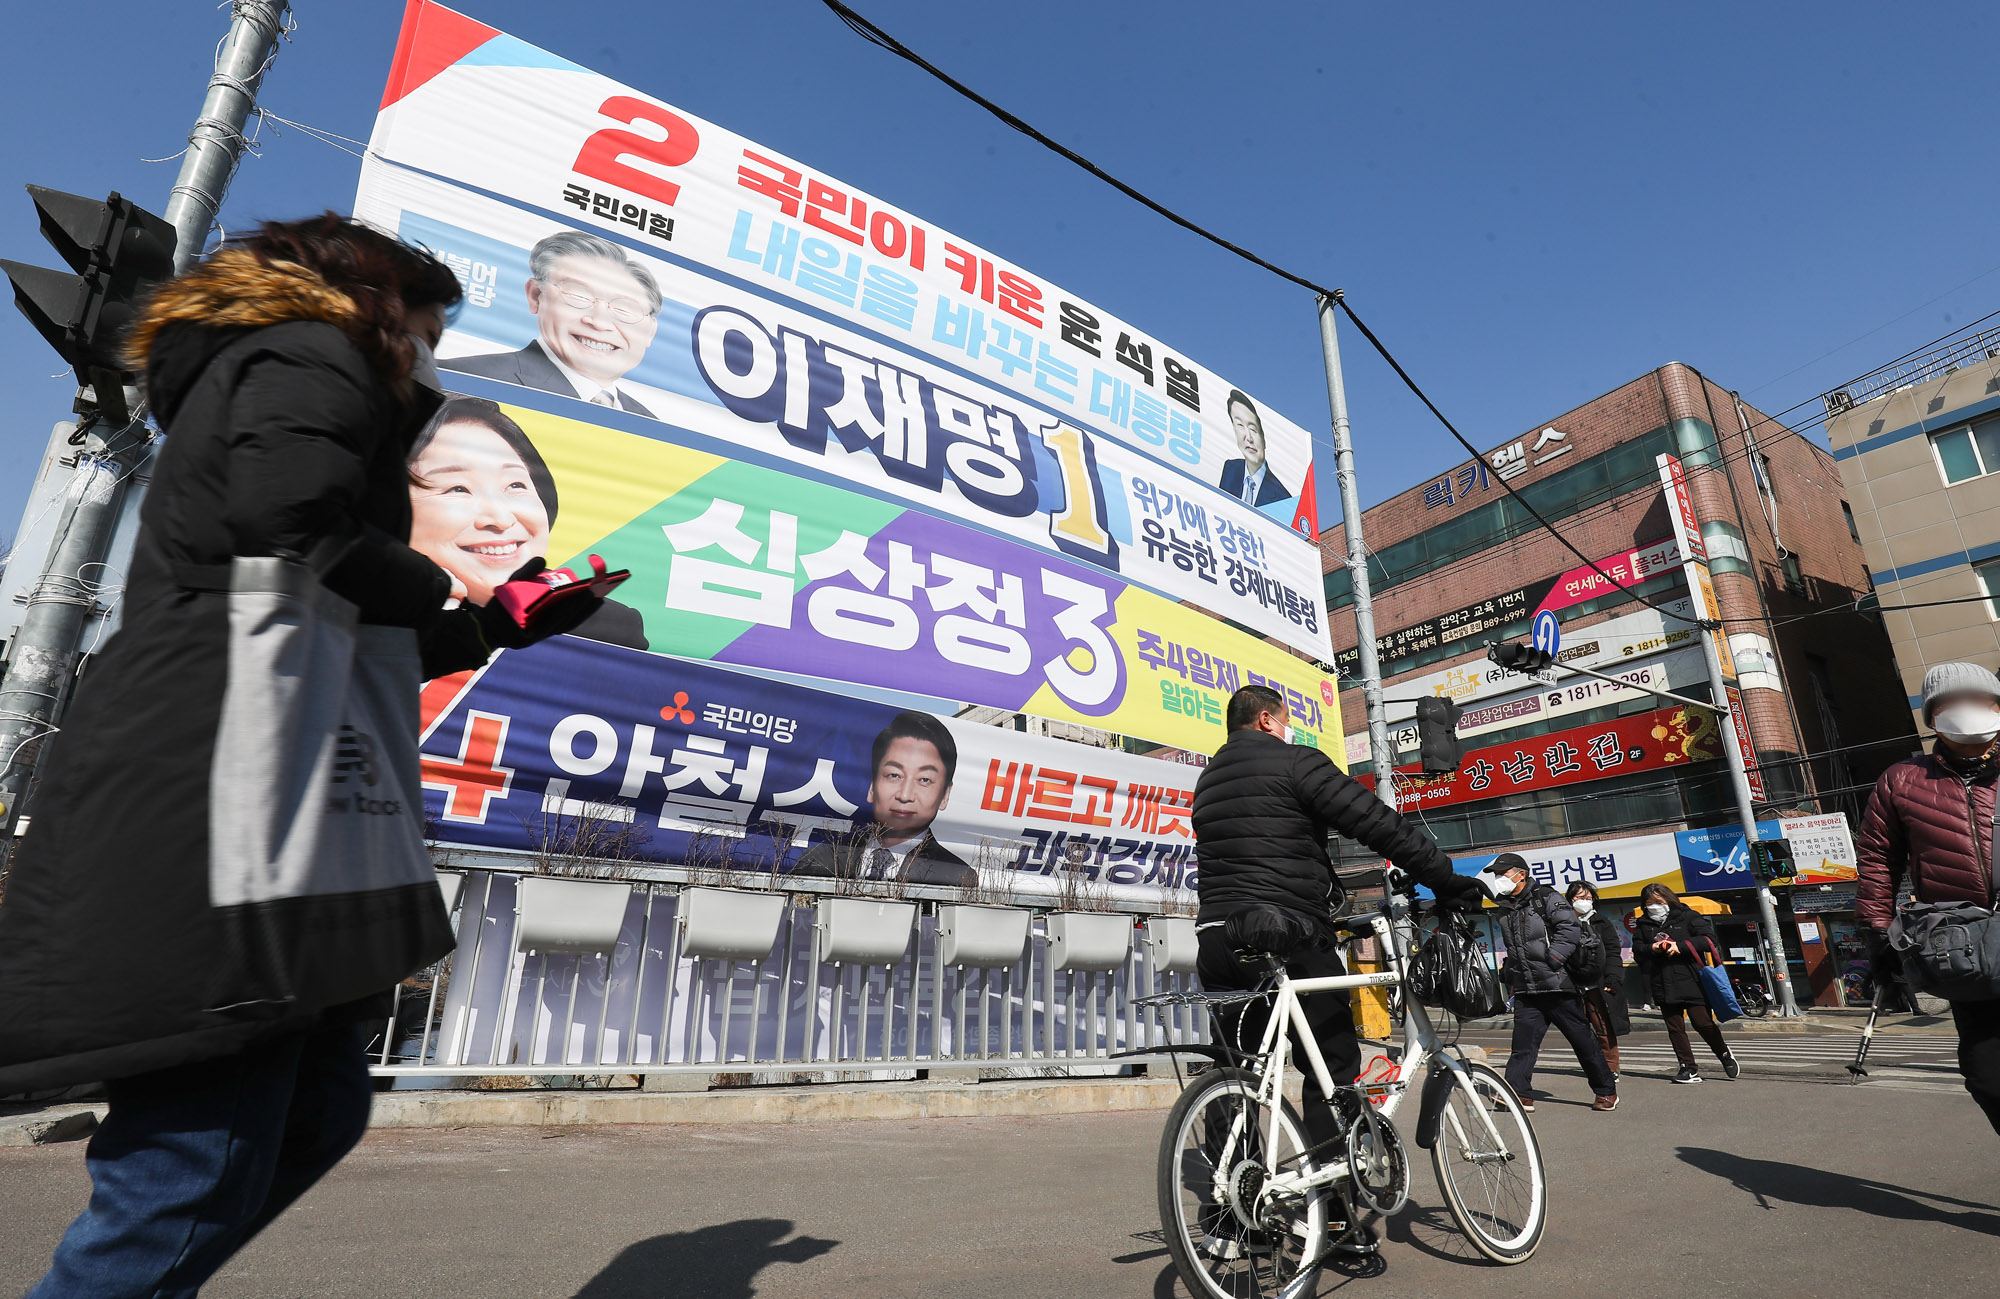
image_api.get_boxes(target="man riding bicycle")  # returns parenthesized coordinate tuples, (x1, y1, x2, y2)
(1192, 684, 1488, 1254)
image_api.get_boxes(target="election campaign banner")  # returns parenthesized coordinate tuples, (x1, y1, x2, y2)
(411, 397, 1339, 754)
(418, 636, 1209, 894)
(1363, 703, 1723, 811)
(359, 159, 1327, 659)
(354, 2, 1329, 653)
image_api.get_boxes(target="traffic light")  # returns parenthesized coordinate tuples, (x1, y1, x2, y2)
(1488, 641, 1554, 673)
(3, 185, 177, 419)
(1413, 695, 1463, 775)
(1750, 838, 1797, 884)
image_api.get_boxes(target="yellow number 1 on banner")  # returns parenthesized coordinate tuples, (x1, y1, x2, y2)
(1043, 423, 1112, 555)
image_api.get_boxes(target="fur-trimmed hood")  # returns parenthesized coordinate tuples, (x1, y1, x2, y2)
(128, 249, 368, 425)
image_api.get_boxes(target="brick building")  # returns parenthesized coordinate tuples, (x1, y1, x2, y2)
(1318, 363, 1916, 1003)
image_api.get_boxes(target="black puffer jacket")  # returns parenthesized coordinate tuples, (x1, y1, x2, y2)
(1494, 882, 1582, 994)
(1634, 903, 1717, 1008)
(1192, 728, 1480, 926)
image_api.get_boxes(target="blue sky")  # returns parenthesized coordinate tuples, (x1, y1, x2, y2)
(4, 1, 1998, 552)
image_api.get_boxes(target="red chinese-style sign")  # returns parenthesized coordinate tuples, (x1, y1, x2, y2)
(1361, 704, 1722, 812)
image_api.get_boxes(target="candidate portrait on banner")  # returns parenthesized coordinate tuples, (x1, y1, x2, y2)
(407, 396, 649, 649)
(793, 712, 977, 887)
(1216, 388, 1292, 508)
(442, 231, 663, 417)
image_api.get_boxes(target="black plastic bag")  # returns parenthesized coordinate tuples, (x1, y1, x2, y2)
(1408, 915, 1506, 1020)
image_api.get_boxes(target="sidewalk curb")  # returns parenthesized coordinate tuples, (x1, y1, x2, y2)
(0, 1104, 104, 1147)
(367, 1076, 1190, 1129)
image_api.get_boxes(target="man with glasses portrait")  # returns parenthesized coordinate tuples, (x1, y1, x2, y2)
(444, 230, 663, 417)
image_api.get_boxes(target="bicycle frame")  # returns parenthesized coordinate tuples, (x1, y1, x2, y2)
(1218, 893, 1514, 1201)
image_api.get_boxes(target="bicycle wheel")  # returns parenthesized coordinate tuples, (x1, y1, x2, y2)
(1158, 1066, 1330, 1299)
(1427, 1059, 1546, 1264)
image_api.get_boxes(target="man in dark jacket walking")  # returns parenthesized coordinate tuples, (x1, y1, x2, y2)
(1485, 855, 1619, 1112)
(1857, 661, 2000, 1135)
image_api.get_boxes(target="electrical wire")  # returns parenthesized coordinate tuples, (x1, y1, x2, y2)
(817, 0, 1702, 626)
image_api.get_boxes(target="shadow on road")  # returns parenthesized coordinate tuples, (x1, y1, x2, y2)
(571, 1218, 838, 1298)
(1677, 1147, 2000, 1236)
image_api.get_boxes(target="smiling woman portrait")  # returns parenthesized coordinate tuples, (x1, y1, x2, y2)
(407, 397, 649, 649)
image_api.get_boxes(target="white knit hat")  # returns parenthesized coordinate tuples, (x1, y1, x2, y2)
(1921, 661, 2000, 724)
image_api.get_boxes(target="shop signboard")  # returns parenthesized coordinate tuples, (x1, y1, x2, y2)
(1452, 832, 1684, 900)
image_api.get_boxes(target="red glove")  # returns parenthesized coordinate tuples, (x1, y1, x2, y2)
(477, 555, 629, 649)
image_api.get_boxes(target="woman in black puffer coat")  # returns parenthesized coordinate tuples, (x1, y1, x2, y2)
(1633, 883, 1739, 1083)
(1565, 881, 1631, 1075)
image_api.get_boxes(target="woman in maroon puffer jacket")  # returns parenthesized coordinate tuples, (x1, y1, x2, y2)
(1856, 661, 2000, 1135)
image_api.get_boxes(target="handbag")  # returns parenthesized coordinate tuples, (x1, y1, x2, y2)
(1408, 913, 1507, 1020)
(1888, 900, 2000, 1002)
(203, 543, 452, 1015)
(1688, 933, 1744, 1023)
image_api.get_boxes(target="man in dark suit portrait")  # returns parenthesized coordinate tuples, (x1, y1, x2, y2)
(1216, 388, 1293, 508)
(792, 712, 976, 888)
(443, 230, 662, 417)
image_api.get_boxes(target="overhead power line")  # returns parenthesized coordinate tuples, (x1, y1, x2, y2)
(819, 0, 1702, 626)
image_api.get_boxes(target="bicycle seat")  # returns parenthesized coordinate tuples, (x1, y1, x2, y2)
(1223, 904, 1333, 962)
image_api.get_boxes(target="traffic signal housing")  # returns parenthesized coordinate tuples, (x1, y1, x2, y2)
(1488, 641, 1555, 673)
(3, 186, 177, 417)
(1413, 695, 1464, 775)
(1751, 837, 1797, 884)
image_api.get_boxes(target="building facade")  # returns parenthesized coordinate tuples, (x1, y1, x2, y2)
(1825, 325, 2000, 728)
(1320, 362, 1917, 1005)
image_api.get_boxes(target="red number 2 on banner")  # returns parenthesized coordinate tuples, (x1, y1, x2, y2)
(572, 96, 701, 207)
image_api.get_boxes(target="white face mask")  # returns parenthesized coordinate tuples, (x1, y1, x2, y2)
(1484, 873, 1518, 898)
(1572, 898, 1595, 917)
(1933, 701, 2000, 746)
(1644, 903, 1669, 922)
(407, 334, 444, 395)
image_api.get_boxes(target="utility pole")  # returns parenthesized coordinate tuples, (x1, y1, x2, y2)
(1696, 628, 1803, 1016)
(0, 2, 289, 840)
(1317, 292, 1396, 810)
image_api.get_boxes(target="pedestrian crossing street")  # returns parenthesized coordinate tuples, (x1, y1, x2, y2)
(1610, 1032, 1964, 1093)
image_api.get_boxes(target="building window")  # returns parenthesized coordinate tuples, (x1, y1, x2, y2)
(1976, 556, 2000, 620)
(1783, 552, 1807, 597)
(1756, 453, 1777, 499)
(1841, 500, 1860, 542)
(1930, 414, 2000, 485)
(1702, 520, 1753, 576)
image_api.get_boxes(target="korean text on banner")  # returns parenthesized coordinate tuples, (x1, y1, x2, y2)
(418, 637, 1205, 896)
(361, 1, 1323, 536)
(418, 397, 1340, 756)
(358, 157, 1327, 657)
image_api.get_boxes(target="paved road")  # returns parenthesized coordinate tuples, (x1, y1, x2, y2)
(3, 1033, 1994, 1297)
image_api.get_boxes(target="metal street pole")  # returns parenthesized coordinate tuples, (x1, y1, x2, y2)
(1317, 291, 1396, 810)
(1697, 623, 1803, 1017)
(163, 1, 291, 273)
(0, 2, 288, 840)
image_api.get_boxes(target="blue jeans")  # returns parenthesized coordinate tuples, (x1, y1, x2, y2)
(27, 1022, 373, 1298)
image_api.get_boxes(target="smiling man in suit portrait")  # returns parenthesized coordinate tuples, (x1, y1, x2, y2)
(1217, 388, 1292, 508)
(443, 230, 662, 417)
(792, 712, 976, 888)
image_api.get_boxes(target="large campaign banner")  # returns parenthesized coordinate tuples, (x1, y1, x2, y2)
(411, 397, 1339, 754)
(354, 2, 1329, 663)
(418, 636, 1209, 892)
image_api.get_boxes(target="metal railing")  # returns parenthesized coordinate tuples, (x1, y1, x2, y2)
(1825, 325, 2000, 414)
(369, 868, 1208, 1081)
